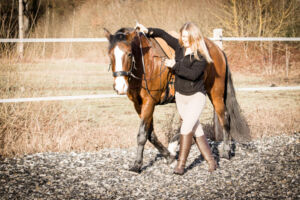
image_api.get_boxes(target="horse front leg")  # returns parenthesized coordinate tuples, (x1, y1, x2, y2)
(129, 101, 172, 173)
(129, 119, 148, 173)
(129, 101, 157, 173)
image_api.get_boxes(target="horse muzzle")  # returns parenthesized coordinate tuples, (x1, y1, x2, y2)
(114, 76, 128, 95)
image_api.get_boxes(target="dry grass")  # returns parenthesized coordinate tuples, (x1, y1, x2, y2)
(0, 99, 137, 157)
(237, 91, 300, 138)
(0, 61, 112, 99)
(0, 61, 299, 157)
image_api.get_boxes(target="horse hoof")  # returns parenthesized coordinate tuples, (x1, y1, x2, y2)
(129, 164, 142, 173)
(218, 144, 231, 159)
(167, 155, 176, 165)
(219, 149, 231, 159)
(169, 160, 177, 169)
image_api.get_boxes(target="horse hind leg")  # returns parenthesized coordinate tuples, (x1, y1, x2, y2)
(148, 124, 174, 164)
(213, 98, 232, 159)
(213, 110, 223, 141)
(166, 106, 181, 160)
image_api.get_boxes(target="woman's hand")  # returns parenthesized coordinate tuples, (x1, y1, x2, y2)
(164, 59, 176, 68)
(135, 22, 148, 34)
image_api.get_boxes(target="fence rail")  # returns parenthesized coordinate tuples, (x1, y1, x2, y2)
(0, 38, 108, 43)
(218, 37, 300, 42)
(1, 86, 300, 103)
(0, 37, 299, 43)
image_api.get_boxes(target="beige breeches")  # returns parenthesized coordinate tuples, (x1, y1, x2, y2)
(175, 92, 206, 137)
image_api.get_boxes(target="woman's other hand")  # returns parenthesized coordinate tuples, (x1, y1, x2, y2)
(165, 59, 176, 68)
(135, 22, 148, 34)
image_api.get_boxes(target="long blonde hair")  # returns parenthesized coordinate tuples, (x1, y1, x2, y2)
(179, 22, 213, 63)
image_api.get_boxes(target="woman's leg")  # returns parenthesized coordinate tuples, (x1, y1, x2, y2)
(194, 135, 217, 172)
(188, 94, 217, 172)
(177, 92, 206, 135)
(174, 92, 205, 175)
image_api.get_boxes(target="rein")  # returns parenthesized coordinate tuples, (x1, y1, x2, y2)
(137, 32, 158, 101)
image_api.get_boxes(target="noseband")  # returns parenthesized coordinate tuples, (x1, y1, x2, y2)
(112, 55, 135, 77)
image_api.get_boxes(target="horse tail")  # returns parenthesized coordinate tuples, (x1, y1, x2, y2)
(223, 52, 251, 142)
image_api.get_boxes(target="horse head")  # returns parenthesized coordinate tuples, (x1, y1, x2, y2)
(104, 27, 138, 95)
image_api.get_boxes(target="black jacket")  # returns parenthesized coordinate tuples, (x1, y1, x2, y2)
(147, 28, 207, 95)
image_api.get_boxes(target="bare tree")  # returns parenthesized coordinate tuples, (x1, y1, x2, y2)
(205, 0, 299, 37)
(23, 0, 30, 35)
(17, 0, 24, 59)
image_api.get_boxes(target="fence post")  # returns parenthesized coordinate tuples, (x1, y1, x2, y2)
(213, 28, 223, 49)
(18, 0, 24, 59)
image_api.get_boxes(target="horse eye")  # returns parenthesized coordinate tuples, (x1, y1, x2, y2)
(128, 53, 132, 57)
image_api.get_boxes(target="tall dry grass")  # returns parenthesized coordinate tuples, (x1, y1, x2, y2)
(20, 0, 213, 62)
(0, 101, 133, 157)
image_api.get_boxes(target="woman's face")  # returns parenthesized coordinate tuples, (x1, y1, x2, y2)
(181, 30, 190, 48)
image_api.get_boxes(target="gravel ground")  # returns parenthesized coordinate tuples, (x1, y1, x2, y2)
(0, 133, 299, 200)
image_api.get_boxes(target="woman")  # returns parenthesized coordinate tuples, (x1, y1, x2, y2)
(136, 22, 217, 175)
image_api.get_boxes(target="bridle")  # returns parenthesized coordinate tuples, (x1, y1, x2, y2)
(112, 53, 136, 78)
(110, 31, 170, 101)
(110, 32, 144, 80)
(110, 32, 167, 79)
(109, 31, 137, 78)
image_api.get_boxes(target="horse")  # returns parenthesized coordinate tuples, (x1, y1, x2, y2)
(104, 27, 250, 173)
(104, 27, 177, 172)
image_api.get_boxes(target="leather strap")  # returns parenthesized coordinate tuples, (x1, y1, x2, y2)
(113, 71, 131, 77)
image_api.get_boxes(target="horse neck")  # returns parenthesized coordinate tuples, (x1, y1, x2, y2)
(132, 36, 155, 76)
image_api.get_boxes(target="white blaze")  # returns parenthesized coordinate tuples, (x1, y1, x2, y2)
(114, 46, 128, 94)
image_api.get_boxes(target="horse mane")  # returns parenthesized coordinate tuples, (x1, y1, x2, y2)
(115, 27, 134, 35)
(108, 27, 134, 51)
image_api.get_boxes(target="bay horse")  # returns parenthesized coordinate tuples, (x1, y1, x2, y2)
(104, 27, 250, 173)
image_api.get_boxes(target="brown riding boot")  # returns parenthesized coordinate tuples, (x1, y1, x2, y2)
(174, 132, 193, 175)
(194, 135, 217, 172)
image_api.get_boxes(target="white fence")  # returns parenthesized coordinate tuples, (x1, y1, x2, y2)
(0, 38, 108, 43)
(1, 86, 300, 103)
(0, 37, 299, 43)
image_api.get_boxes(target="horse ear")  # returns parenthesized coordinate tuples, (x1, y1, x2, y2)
(103, 28, 113, 41)
(126, 30, 137, 42)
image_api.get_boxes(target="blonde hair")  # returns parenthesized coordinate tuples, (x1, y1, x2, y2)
(179, 22, 213, 63)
